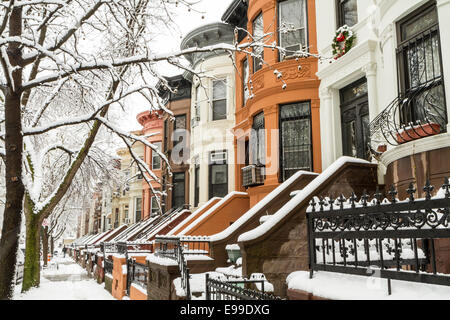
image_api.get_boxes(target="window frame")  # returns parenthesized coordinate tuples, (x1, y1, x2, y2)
(279, 101, 313, 182)
(277, 0, 309, 61)
(135, 197, 142, 223)
(193, 85, 201, 126)
(208, 150, 228, 199)
(252, 12, 264, 73)
(212, 79, 227, 121)
(172, 172, 186, 209)
(336, 0, 358, 28)
(251, 112, 265, 167)
(151, 142, 162, 170)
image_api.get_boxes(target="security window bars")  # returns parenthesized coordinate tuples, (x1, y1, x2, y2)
(251, 112, 265, 167)
(152, 142, 162, 170)
(336, 0, 358, 28)
(253, 13, 264, 72)
(280, 102, 312, 181)
(212, 80, 227, 121)
(209, 151, 228, 199)
(278, 0, 308, 60)
(397, 3, 447, 132)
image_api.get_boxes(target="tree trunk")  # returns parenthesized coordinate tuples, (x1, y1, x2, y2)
(22, 197, 41, 293)
(0, 7, 24, 300)
(50, 236, 54, 256)
(42, 227, 49, 267)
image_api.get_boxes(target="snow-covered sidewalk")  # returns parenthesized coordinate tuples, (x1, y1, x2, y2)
(14, 256, 116, 300)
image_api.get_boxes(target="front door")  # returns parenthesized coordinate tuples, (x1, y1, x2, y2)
(340, 78, 370, 160)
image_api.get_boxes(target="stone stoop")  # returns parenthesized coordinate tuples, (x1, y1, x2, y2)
(287, 288, 329, 300)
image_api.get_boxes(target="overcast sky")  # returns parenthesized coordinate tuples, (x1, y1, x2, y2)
(121, 0, 235, 131)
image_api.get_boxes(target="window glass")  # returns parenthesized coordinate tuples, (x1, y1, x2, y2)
(213, 80, 227, 120)
(172, 172, 185, 209)
(251, 113, 265, 166)
(135, 198, 142, 223)
(253, 13, 264, 72)
(152, 142, 162, 170)
(337, 0, 358, 27)
(397, 4, 446, 131)
(151, 196, 159, 215)
(209, 151, 228, 199)
(278, 0, 307, 59)
(243, 59, 250, 104)
(280, 103, 312, 181)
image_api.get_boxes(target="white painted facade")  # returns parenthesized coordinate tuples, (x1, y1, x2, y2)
(189, 54, 236, 209)
(316, 0, 450, 180)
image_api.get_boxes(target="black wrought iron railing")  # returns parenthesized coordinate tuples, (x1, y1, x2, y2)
(370, 23, 447, 146)
(370, 79, 447, 146)
(156, 236, 211, 257)
(126, 259, 149, 295)
(154, 236, 195, 299)
(104, 258, 114, 275)
(205, 273, 281, 300)
(307, 179, 450, 293)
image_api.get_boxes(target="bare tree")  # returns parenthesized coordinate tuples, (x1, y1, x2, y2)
(0, 0, 320, 299)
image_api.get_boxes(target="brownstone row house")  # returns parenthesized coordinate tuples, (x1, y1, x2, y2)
(72, 0, 450, 301)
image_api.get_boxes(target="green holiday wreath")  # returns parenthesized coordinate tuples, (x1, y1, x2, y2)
(332, 25, 356, 60)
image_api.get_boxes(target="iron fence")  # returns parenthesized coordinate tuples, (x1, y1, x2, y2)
(155, 236, 210, 258)
(307, 179, 450, 293)
(205, 273, 281, 300)
(126, 259, 148, 295)
(104, 258, 114, 275)
(155, 236, 193, 299)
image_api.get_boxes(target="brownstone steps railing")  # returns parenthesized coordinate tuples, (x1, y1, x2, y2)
(208, 171, 319, 267)
(237, 157, 379, 297)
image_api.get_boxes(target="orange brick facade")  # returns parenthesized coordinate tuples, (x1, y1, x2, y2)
(137, 110, 164, 220)
(232, 0, 321, 206)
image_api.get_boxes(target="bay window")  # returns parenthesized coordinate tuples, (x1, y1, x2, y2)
(278, 0, 308, 60)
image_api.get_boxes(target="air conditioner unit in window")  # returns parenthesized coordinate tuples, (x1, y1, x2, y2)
(210, 151, 227, 163)
(242, 165, 265, 188)
(124, 218, 131, 224)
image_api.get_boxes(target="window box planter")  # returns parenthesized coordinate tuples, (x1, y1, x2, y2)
(396, 123, 441, 144)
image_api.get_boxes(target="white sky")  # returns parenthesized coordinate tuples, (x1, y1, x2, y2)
(121, 0, 235, 131)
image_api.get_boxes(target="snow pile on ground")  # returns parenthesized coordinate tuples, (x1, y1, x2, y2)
(286, 271, 450, 300)
(14, 278, 115, 300)
(14, 258, 115, 300)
